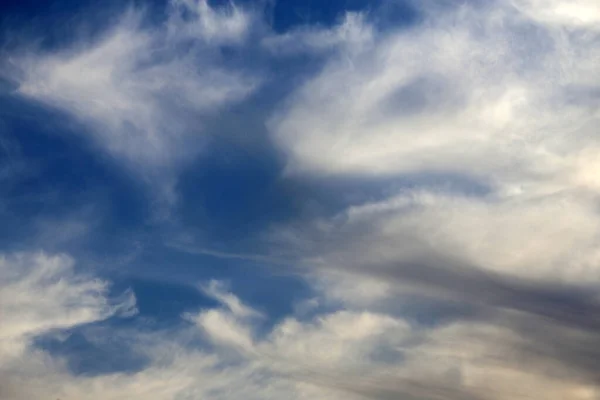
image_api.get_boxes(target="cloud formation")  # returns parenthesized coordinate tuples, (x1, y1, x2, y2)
(8, 0, 259, 205)
(3, 251, 600, 400)
(270, 0, 600, 192)
(266, 0, 600, 396)
(3, 0, 600, 399)
(265, 0, 600, 320)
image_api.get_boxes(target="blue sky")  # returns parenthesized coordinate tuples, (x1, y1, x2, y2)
(2, 0, 600, 399)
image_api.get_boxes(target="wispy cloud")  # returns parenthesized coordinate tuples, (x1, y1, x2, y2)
(7, 0, 260, 206)
(270, 0, 600, 192)
(0, 251, 136, 368)
(3, 0, 600, 399)
(2, 252, 600, 400)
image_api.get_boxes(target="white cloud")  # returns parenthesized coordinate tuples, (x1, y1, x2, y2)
(512, 0, 600, 28)
(179, 287, 600, 400)
(313, 189, 600, 283)
(2, 263, 600, 400)
(262, 12, 374, 56)
(313, 269, 393, 307)
(199, 279, 264, 319)
(260, 4, 600, 395)
(269, 0, 600, 195)
(267, 0, 600, 288)
(4, 1, 600, 399)
(0, 251, 136, 359)
(0, 251, 137, 400)
(263, 310, 409, 370)
(0, 265, 382, 400)
(8, 0, 260, 205)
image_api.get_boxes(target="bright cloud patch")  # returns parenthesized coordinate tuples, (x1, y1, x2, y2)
(270, 0, 600, 191)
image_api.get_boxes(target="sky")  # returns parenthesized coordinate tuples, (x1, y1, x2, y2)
(1, 0, 600, 399)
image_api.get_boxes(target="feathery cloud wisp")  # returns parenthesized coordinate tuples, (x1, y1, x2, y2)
(9, 0, 260, 205)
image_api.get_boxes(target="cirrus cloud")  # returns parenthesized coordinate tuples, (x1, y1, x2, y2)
(3, 0, 600, 399)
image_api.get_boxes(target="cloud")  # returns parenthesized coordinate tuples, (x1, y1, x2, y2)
(167, 0, 253, 44)
(512, 0, 600, 27)
(0, 250, 137, 398)
(171, 285, 600, 400)
(4, 0, 600, 399)
(261, 12, 374, 56)
(260, 1, 600, 396)
(6, 0, 260, 205)
(269, 0, 600, 192)
(0, 262, 408, 400)
(0, 252, 136, 356)
(262, 0, 600, 326)
(313, 189, 600, 283)
(3, 258, 600, 400)
(199, 279, 264, 318)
